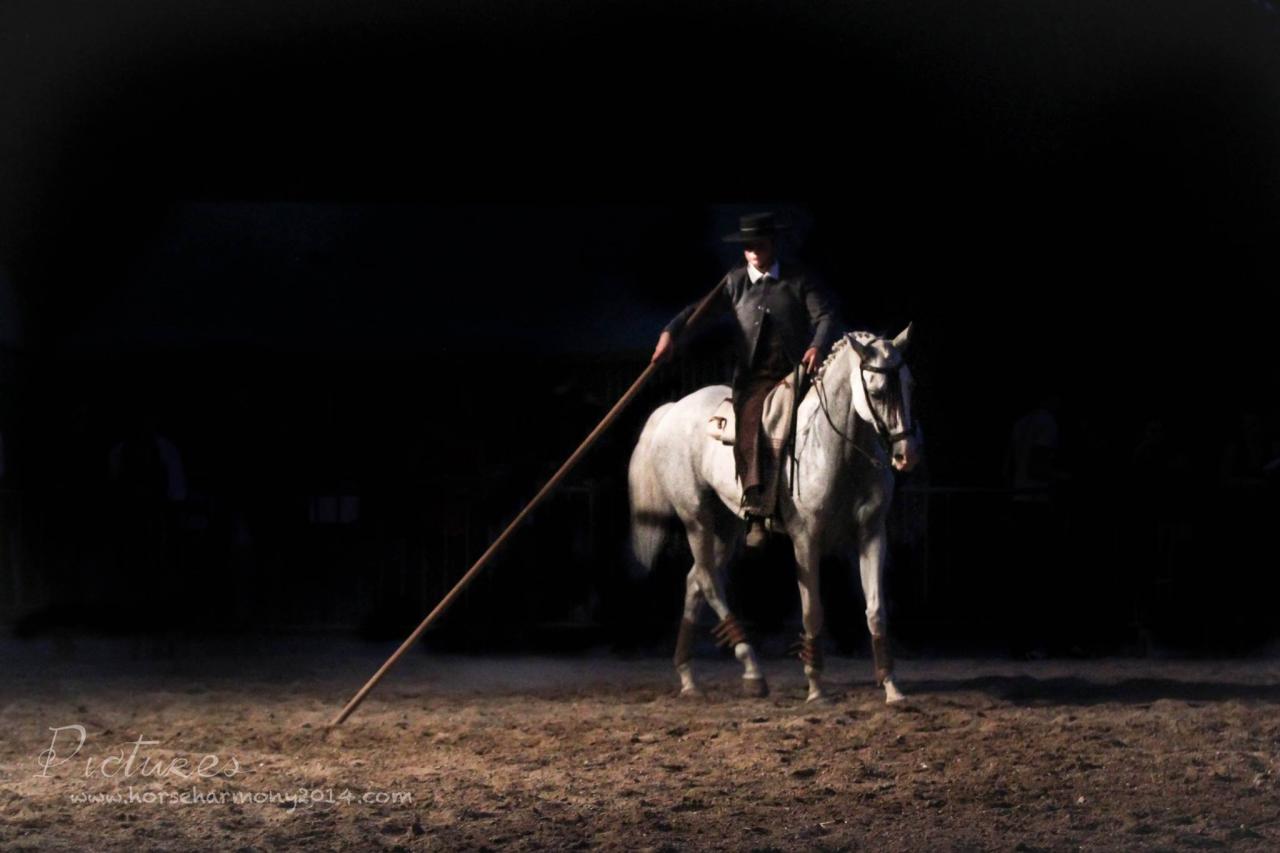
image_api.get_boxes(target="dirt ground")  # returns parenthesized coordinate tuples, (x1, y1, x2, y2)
(1, 639, 1278, 851)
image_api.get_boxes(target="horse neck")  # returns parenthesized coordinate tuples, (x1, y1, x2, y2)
(797, 346, 879, 492)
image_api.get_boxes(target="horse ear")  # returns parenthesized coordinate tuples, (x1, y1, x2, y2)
(891, 322, 913, 352)
(846, 335, 869, 360)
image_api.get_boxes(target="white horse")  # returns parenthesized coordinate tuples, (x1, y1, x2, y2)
(628, 326, 921, 703)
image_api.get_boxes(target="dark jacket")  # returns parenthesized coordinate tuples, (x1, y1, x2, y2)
(664, 263, 837, 381)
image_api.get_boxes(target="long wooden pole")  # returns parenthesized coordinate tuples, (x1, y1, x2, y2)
(328, 278, 727, 727)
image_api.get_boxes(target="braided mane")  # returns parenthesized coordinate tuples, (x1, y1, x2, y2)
(814, 335, 850, 381)
(814, 331, 879, 381)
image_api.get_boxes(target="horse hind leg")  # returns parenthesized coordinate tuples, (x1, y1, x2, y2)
(675, 571, 704, 696)
(712, 611, 768, 697)
(684, 521, 767, 697)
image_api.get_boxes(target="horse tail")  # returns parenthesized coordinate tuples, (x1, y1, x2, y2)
(628, 402, 676, 572)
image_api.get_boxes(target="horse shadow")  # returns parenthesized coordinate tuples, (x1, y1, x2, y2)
(900, 674, 1280, 706)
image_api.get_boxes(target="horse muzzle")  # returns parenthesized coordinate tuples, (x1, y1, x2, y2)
(891, 435, 921, 472)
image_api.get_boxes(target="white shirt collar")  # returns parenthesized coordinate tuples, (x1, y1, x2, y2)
(747, 261, 780, 283)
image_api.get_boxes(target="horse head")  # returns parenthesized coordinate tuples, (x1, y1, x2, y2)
(844, 324, 921, 472)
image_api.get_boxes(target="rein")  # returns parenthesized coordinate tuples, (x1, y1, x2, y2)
(812, 371, 885, 469)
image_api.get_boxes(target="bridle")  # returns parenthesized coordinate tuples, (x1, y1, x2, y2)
(857, 352, 916, 447)
(811, 333, 917, 468)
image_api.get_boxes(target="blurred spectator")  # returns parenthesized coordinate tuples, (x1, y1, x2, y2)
(1219, 409, 1274, 489)
(1126, 417, 1198, 648)
(1007, 394, 1065, 501)
(108, 420, 188, 503)
(1215, 409, 1278, 646)
(1003, 394, 1070, 658)
(107, 417, 187, 629)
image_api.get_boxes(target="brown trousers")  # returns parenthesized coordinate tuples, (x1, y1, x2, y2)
(733, 375, 785, 496)
(733, 318, 794, 506)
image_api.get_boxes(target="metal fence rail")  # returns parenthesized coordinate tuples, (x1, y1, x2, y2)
(2, 479, 1275, 649)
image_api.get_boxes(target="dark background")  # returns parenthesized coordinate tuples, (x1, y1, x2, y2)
(0, 0, 1277, 656)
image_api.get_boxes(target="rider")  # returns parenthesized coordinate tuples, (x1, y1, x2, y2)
(652, 212, 838, 547)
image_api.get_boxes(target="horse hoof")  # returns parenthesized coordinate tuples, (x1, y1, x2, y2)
(742, 677, 769, 698)
(678, 686, 704, 700)
(805, 690, 831, 704)
(884, 680, 906, 704)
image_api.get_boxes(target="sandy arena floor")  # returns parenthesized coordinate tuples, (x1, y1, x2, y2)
(1, 639, 1278, 851)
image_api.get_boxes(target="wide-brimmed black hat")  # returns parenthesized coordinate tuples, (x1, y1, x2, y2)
(722, 212, 790, 243)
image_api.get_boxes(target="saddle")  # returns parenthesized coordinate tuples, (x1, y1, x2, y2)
(707, 365, 810, 519)
(706, 380, 796, 450)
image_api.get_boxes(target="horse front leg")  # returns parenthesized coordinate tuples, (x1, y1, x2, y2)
(793, 537, 827, 702)
(859, 525, 905, 704)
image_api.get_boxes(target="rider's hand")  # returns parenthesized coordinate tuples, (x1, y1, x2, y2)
(801, 346, 820, 373)
(651, 331, 674, 364)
